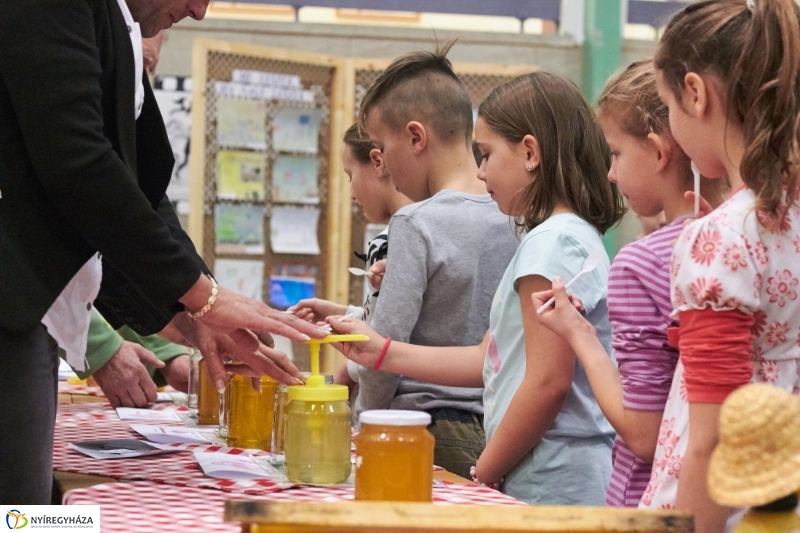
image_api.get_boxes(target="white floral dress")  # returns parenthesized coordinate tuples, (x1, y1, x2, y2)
(640, 187, 800, 510)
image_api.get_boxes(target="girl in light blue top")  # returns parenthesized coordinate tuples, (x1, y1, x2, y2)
(330, 72, 625, 504)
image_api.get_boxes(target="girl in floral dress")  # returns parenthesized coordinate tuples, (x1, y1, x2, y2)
(534, 0, 800, 531)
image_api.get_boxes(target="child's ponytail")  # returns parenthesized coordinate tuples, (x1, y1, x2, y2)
(656, 0, 800, 218)
(737, 0, 800, 218)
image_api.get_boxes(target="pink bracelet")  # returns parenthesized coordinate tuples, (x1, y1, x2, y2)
(373, 337, 392, 370)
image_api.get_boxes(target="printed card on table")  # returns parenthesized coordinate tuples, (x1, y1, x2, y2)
(271, 107, 322, 154)
(215, 204, 265, 255)
(116, 407, 182, 422)
(271, 155, 320, 204)
(194, 452, 274, 480)
(216, 151, 266, 201)
(70, 439, 179, 459)
(269, 205, 320, 255)
(214, 258, 264, 301)
(130, 424, 221, 445)
(217, 97, 267, 150)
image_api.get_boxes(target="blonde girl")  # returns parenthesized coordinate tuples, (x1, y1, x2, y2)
(331, 72, 625, 505)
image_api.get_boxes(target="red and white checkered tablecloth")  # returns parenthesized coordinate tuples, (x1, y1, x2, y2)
(64, 480, 523, 533)
(58, 382, 106, 396)
(54, 403, 285, 495)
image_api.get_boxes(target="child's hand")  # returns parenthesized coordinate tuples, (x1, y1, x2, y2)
(288, 298, 348, 323)
(531, 277, 596, 344)
(469, 464, 503, 490)
(684, 190, 714, 219)
(325, 316, 386, 368)
(367, 259, 387, 290)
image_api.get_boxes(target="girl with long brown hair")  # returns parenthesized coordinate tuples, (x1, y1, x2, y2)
(536, 0, 800, 530)
(330, 71, 625, 505)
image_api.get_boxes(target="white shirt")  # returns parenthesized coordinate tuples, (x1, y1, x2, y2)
(41, 0, 144, 371)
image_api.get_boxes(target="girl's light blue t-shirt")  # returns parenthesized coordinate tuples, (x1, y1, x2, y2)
(482, 213, 615, 505)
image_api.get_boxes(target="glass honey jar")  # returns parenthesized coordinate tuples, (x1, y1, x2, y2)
(271, 373, 333, 465)
(284, 336, 367, 485)
(355, 410, 434, 502)
(284, 375, 351, 484)
(226, 374, 279, 450)
(196, 358, 219, 425)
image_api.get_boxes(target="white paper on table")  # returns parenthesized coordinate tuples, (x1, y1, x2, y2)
(156, 391, 188, 404)
(214, 258, 264, 300)
(194, 452, 276, 480)
(270, 205, 320, 255)
(130, 424, 220, 444)
(115, 407, 182, 422)
(271, 108, 322, 154)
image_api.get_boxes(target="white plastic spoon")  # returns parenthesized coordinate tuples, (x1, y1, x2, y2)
(537, 250, 605, 314)
(691, 161, 701, 216)
(348, 267, 369, 276)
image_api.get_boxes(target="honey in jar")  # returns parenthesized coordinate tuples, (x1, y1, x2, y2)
(226, 374, 279, 450)
(284, 384, 351, 484)
(284, 336, 365, 485)
(271, 373, 333, 464)
(196, 359, 219, 425)
(355, 410, 434, 502)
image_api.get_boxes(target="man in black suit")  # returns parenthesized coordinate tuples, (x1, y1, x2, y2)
(0, 0, 324, 503)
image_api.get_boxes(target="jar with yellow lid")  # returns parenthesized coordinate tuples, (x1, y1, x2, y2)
(284, 374, 351, 484)
(271, 373, 333, 465)
(355, 410, 434, 502)
(226, 374, 279, 450)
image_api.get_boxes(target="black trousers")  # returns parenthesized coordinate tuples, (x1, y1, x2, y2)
(0, 324, 58, 504)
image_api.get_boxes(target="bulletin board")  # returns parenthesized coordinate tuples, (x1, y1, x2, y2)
(188, 40, 349, 372)
(340, 59, 538, 308)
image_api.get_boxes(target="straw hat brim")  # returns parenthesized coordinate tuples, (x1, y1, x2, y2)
(708, 385, 800, 507)
(709, 444, 800, 507)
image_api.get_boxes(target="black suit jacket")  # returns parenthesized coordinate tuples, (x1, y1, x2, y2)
(0, 0, 207, 335)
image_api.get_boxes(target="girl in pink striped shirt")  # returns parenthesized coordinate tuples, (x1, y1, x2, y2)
(537, 60, 723, 507)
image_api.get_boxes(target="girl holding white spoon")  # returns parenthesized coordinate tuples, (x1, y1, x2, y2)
(329, 72, 625, 505)
(534, 61, 724, 508)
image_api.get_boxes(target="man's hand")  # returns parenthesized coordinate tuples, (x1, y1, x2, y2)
(159, 354, 190, 392)
(180, 278, 327, 343)
(170, 314, 304, 392)
(93, 341, 165, 408)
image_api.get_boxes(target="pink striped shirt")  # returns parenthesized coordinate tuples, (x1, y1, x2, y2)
(604, 216, 687, 507)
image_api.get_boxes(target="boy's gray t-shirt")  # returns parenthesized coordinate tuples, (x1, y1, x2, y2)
(356, 189, 520, 417)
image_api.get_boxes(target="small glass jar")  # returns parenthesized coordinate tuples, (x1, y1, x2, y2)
(186, 350, 200, 420)
(284, 379, 351, 484)
(226, 374, 279, 450)
(270, 373, 333, 464)
(355, 410, 434, 502)
(196, 358, 219, 425)
(218, 383, 231, 439)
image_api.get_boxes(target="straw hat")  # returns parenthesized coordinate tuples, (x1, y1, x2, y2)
(708, 383, 800, 507)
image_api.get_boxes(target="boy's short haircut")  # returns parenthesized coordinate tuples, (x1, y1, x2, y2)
(358, 40, 473, 144)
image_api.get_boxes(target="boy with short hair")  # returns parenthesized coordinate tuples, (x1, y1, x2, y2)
(355, 42, 519, 479)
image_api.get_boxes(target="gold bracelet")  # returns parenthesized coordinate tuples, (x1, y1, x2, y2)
(187, 275, 218, 320)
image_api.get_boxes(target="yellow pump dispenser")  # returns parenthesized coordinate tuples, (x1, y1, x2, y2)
(284, 334, 368, 484)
